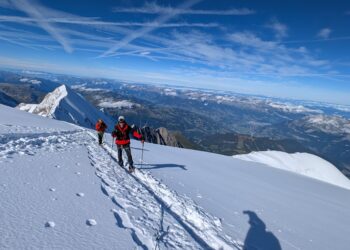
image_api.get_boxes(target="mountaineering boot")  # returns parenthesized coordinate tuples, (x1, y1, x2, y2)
(128, 165, 135, 173)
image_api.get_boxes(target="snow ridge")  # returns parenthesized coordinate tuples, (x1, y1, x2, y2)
(17, 85, 114, 130)
(303, 114, 350, 134)
(233, 151, 350, 190)
(86, 131, 241, 250)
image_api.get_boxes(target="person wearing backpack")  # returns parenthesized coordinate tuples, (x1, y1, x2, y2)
(111, 116, 144, 172)
(95, 119, 108, 145)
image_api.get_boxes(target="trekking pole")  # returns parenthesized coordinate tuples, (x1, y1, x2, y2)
(141, 141, 144, 168)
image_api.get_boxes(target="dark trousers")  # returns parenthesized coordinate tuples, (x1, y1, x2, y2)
(117, 144, 133, 166)
(97, 132, 104, 144)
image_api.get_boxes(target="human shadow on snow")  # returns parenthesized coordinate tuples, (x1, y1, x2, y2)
(243, 210, 282, 250)
(135, 163, 187, 171)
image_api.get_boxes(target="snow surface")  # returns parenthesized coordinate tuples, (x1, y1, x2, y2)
(1, 104, 350, 250)
(303, 114, 350, 134)
(17, 85, 114, 130)
(267, 102, 323, 114)
(232, 151, 350, 190)
(17, 103, 38, 113)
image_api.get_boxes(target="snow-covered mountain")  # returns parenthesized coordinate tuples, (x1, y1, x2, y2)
(299, 114, 350, 135)
(2, 104, 350, 250)
(233, 151, 350, 190)
(17, 85, 114, 130)
(16, 84, 185, 148)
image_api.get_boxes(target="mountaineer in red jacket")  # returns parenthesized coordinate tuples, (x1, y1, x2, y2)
(95, 119, 107, 145)
(111, 116, 144, 172)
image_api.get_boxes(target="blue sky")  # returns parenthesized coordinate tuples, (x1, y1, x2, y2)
(0, 0, 350, 104)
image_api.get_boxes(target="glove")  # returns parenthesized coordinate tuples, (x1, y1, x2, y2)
(141, 140, 145, 144)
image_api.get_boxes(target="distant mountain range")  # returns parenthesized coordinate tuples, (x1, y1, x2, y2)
(1, 69, 350, 177)
(8, 79, 183, 148)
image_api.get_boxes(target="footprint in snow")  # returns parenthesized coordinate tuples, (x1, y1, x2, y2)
(49, 188, 56, 192)
(75, 171, 81, 175)
(86, 219, 97, 226)
(76, 192, 85, 197)
(54, 165, 61, 168)
(45, 221, 55, 228)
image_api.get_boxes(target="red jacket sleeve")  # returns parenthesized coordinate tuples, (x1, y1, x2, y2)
(132, 131, 142, 139)
(95, 123, 100, 131)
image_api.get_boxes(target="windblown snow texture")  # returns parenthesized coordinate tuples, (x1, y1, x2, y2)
(1, 104, 350, 250)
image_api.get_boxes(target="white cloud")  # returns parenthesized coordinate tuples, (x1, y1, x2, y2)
(228, 32, 277, 50)
(0, 0, 12, 8)
(266, 19, 288, 39)
(8, 0, 73, 53)
(113, 2, 255, 15)
(1, 55, 350, 105)
(100, 0, 201, 57)
(317, 28, 332, 39)
(0, 15, 218, 28)
(98, 100, 140, 109)
(0, 1, 341, 92)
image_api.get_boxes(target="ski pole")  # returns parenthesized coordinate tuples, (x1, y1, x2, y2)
(141, 141, 144, 168)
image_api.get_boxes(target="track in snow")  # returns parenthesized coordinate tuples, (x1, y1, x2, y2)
(0, 127, 241, 249)
(86, 131, 241, 250)
(0, 130, 83, 162)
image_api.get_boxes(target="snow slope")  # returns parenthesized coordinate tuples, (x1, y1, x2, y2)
(17, 85, 114, 130)
(232, 151, 350, 190)
(0, 90, 17, 107)
(1, 104, 350, 250)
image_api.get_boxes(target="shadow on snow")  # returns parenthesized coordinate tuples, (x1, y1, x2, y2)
(135, 163, 187, 171)
(243, 210, 281, 250)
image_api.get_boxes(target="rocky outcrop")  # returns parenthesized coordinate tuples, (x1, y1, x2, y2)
(140, 126, 183, 148)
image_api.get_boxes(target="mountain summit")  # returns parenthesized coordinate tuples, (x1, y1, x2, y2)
(17, 85, 113, 129)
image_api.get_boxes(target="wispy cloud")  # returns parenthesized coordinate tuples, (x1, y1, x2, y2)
(317, 28, 332, 39)
(228, 32, 277, 50)
(2, 55, 349, 105)
(0, 0, 346, 100)
(266, 19, 288, 39)
(0, 15, 218, 28)
(7, 0, 73, 53)
(0, 0, 14, 9)
(113, 2, 255, 15)
(281, 36, 350, 44)
(100, 0, 201, 57)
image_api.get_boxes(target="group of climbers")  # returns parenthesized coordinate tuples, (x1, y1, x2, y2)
(95, 116, 144, 173)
